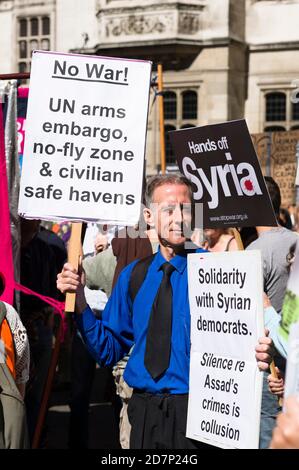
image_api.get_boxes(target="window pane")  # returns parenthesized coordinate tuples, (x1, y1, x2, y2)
(42, 17, 50, 35)
(182, 91, 197, 119)
(264, 126, 286, 132)
(19, 19, 27, 37)
(266, 93, 286, 121)
(165, 125, 176, 164)
(41, 38, 50, 50)
(164, 92, 177, 120)
(292, 102, 299, 121)
(291, 125, 299, 130)
(30, 39, 38, 53)
(31, 18, 38, 36)
(19, 41, 27, 59)
(18, 62, 27, 73)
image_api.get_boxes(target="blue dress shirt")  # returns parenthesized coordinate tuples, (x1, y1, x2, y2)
(76, 247, 205, 394)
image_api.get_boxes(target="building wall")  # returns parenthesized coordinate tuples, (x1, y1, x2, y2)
(1, 0, 299, 173)
(245, 0, 299, 133)
(246, 0, 299, 45)
(55, 0, 98, 53)
(0, 0, 16, 73)
(246, 49, 299, 133)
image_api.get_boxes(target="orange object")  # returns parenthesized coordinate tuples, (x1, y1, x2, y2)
(0, 317, 16, 379)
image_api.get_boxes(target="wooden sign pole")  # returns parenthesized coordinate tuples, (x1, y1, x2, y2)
(65, 222, 82, 312)
(270, 362, 283, 407)
(157, 63, 166, 174)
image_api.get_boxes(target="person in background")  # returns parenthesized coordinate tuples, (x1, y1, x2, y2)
(287, 204, 296, 229)
(0, 275, 30, 449)
(239, 227, 258, 249)
(69, 221, 157, 449)
(94, 231, 109, 255)
(270, 396, 299, 449)
(267, 367, 284, 399)
(203, 228, 238, 252)
(279, 207, 293, 230)
(20, 217, 66, 446)
(264, 242, 297, 403)
(246, 177, 298, 448)
(68, 228, 111, 450)
(58, 174, 274, 449)
(0, 275, 30, 399)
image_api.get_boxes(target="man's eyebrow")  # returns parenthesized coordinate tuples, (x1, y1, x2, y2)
(160, 203, 177, 209)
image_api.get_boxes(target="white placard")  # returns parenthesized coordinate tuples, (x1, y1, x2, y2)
(186, 251, 264, 449)
(284, 322, 299, 401)
(279, 240, 299, 342)
(18, 50, 152, 224)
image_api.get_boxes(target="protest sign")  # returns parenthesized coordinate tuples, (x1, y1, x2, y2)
(186, 250, 264, 449)
(279, 241, 299, 342)
(18, 50, 151, 225)
(251, 130, 299, 206)
(169, 119, 277, 228)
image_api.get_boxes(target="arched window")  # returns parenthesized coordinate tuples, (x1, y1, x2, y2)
(164, 125, 176, 165)
(18, 16, 51, 84)
(182, 91, 197, 120)
(30, 18, 38, 36)
(41, 39, 50, 50)
(19, 19, 27, 37)
(42, 17, 50, 35)
(30, 39, 38, 53)
(19, 41, 27, 59)
(266, 92, 286, 122)
(18, 62, 27, 73)
(164, 92, 177, 120)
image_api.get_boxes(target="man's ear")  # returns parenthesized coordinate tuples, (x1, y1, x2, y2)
(143, 207, 155, 228)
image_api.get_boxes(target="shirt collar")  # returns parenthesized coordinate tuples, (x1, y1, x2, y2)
(153, 246, 207, 274)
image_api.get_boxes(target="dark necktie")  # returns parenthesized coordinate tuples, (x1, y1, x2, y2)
(144, 262, 175, 380)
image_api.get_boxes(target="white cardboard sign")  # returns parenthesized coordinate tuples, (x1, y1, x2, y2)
(284, 322, 299, 401)
(186, 250, 264, 449)
(18, 50, 152, 224)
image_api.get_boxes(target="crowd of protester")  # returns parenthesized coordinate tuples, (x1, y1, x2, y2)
(1, 174, 299, 449)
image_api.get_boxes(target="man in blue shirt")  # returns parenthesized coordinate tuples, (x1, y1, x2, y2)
(57, 174, 273, 449)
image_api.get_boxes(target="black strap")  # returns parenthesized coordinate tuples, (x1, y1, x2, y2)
(0, 301, 6, 326)
(129, 254, 156, 304)
(225, 236, 235, 251)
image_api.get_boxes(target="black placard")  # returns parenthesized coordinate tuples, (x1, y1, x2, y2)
(169, 119, 277, 228)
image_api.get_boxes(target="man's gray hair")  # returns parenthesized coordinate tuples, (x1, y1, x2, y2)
(145, 173, 194, 207)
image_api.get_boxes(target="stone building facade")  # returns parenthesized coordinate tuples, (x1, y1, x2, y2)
(1, 0, 299, 175)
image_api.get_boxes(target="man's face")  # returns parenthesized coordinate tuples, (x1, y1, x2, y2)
(147, 183, 192, 247)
